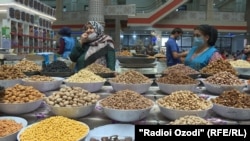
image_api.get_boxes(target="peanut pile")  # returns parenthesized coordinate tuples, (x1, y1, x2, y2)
(110, 70, 151, 84)
(211, 89, 250, 108)
(200, 59, 237, 75)
(24, 75, 54, 82)
(14, 59, 42, 72)
(156, 73, 198, 84)
(100, 89, 153, 110)
(169, 115, 212, 125)
(44, 85, 100, 107)
(0, 65, 26, 80)
(157, 90, 212, 110)
(0, 84, 44, 103)
(205, 71, 242, 85)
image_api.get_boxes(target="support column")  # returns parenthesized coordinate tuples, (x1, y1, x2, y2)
(88, 0, 105, 26)
(206, 0, 214, 21)
(246, 0, 250, 44)
(55, 0, 63, 21)
(115, 18, 121, 51)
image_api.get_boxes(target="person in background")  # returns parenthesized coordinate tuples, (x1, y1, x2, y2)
(165, 27, 188, 66)
(242, 45, 250, 61)
(184, 24, 222, 71)
(69, 21, 116, 72)
(57, 27, 75, 59)
(146, 44, 157, 56)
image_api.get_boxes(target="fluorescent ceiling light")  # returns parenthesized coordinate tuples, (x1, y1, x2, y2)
(0, 3, 56, 21)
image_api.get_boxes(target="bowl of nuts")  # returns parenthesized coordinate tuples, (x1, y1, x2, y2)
(202, 71, 245, 95)
(0, 84, 45, 114)
(97, 89, 154, 122)
(44, 85, 100, 118)
(0, 79, 23, 88)
(210, 89, 250, 120)
(155, 73, 199, 94)
(156, 90, 213, 120)
(21, 75, 64, 92)
(108, 70, 153, 94)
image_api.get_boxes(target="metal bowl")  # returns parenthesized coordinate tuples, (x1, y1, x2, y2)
(234, 67, 250, 76)
(22, 77, 64, 92)
(98, 100, 154, 122)
(203, 81, 245, 95)
(109, 80, 153, 94)
(0, 79, 22, 88)
(212, 103, 250, 120)
(156, 101, 213, 120)
(64, 81, 105, 92)
(0, 116, 28, 141)
(0, 99, 43, 115)
(47, 104, 95, 119)
(156, 82, 199, 94)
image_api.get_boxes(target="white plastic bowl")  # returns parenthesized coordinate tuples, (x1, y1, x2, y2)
(203, 81, 245, 95)
(156, 82, 199, 94)
(64, 81, 105, 92)
(0, 79, 22, 88)
(98, 99, 154, 122)
(0, 116, 28, 141)
(212, 103, 250, 120)
(156, 101, 213, 120)
(0, 99, 43, 115)
(109, 80, 153, 94)
(47, 104, 96, 119)
(22, 77, 64, 92)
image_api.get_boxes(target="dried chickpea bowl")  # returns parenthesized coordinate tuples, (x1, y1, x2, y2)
(21, 77, 64, 92)
(0, 116, 28, 141)
(0, 99, 43, 115)
(156, 82, 199, 94)
(109, 80, 153, 94)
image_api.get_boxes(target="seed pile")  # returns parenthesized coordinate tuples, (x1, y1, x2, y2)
(42, 60, 72, 72)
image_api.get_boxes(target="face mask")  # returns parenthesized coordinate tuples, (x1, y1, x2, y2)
(193, 37, 204, 47)
(87, 32, 97, 41)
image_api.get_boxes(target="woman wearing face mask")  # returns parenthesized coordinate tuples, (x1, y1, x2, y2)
(69, 21, 116, 72)
(184, 24, 222, 71)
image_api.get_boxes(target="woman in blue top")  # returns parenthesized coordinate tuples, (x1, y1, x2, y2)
(184, 24, 222, 71)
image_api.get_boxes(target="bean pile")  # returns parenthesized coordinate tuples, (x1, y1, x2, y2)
(163, 64, 199, 75)
(42, 60, 72, 72)
(156, 73, 198, 84)
(65, 69, 105, 83)
(45, 85, 100, 107)
(169, 115, 212, 125)
(0, 65, 26, 80)
(230, 60, 250, 68)
(14, 59, 42, 72)
(85, 63, 113, 73)
(211, 89, 250, 108)
(0, 119, 23, 137)
(157, 90, 212, 110)
(0, 84, 44, 103)
(24, 75, 54, 82)
(19, 116, 89, 141)
(100, 89, 153, 110)
(200, 59, 237, 75)
(110, 70, 151, 84)
(205, 71, 242, 85)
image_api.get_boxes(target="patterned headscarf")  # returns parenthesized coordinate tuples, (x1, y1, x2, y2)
(87, 21, 104, 38)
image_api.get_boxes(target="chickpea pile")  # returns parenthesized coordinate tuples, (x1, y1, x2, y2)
(156, 72, 198, 85)
(0, 65, 26, 80)
(0, 119, 23, 137)
(200, 59, 237, 75)
(85, 63, 114, 73)
(157, 90, 212, 110)
(100, 89, 153, 110)
(65, 69, 105, 83)
(24, 75, 54, 82)
(19, 116, 89, 141)
(169, 115, 212, 125)
(211, 89, 250, 108)
(110, 70, 151, 84)
(205, 71, 242, 85)
(0, 84, 44, 103)
(44, 85, 100, 107)
(14, 59, 42, 72)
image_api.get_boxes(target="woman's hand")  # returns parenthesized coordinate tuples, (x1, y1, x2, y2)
(80, 33, 88, 44)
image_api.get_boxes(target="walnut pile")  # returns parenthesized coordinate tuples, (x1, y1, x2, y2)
(200, 59, 237, 75)
(211, 89, 250, 108)
(110, 70, 151, 84)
